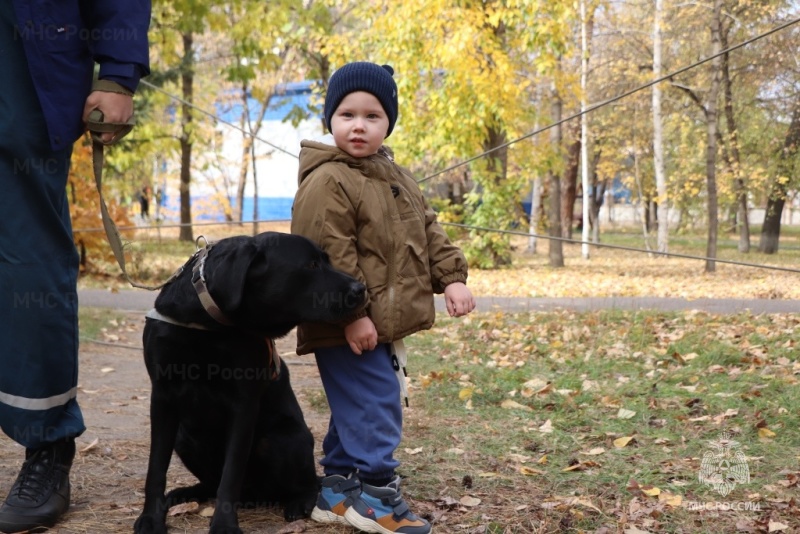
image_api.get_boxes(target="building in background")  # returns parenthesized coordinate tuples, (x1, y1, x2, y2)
(156, 80, 323, 223)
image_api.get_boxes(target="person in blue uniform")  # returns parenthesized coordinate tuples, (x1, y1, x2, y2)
(0, 2, 150, 531)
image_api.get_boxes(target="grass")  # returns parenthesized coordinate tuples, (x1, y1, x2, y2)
(74, 224, 800, 532)
(393, 310, 800, 533)
(78, 307, 128, 341)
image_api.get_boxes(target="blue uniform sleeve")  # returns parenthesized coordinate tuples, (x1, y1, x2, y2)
(84, 0, 151, 92)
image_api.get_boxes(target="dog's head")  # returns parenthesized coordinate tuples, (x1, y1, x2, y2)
(195, 232, 366, 337)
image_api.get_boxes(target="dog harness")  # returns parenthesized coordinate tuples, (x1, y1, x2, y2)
(190, 244, 234, 326)
(145, 244, 282, 381)
(145, 309, 282, 381)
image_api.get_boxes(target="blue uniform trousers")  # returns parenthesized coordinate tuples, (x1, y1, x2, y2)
(0, 2, 85, 449)
(314, 343, 402, 481)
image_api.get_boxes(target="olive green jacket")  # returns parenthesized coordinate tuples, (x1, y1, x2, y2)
(291, 138, 468, 354)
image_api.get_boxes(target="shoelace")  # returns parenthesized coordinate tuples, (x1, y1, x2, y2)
(10, 450, 56, 501)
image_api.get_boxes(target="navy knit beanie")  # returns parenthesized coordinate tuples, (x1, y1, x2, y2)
(324, 62, 398, 137)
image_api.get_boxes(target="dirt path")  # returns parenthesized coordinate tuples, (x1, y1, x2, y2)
(0, 313, 347, 534)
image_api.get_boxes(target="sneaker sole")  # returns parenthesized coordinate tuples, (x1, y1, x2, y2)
(344, 507, 383, 533)
(345, 507, 418, 534)
(311, 506, 349, 525)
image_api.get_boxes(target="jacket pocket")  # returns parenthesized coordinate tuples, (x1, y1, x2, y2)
(395, 211, 429, 279)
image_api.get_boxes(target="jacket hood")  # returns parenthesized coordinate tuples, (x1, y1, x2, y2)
(298, 138, 356, 187)
(297, 137, 396, 187)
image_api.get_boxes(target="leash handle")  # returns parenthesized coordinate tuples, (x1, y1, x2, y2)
(86, 109, 135, 145)
(88, 110, 171, 291)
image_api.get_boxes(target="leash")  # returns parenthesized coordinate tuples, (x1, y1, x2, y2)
(87, 104, 178, 290)
(391, 340, 410, 407)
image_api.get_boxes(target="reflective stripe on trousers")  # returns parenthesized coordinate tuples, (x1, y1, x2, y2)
(0, 1, 86, 448)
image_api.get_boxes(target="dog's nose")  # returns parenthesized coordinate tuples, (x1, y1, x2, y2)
(349, 281, 366, 303)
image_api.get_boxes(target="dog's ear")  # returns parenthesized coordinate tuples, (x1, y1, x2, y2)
(203, 239, 258, 315)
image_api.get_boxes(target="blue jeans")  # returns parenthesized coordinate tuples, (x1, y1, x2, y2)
(314, 343, 402, 481)
(0, 2, 85, 449)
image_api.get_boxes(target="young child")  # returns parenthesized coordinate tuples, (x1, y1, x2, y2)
(291, 61, 476, 534)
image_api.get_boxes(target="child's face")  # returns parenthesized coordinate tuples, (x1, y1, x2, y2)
(330, 91, 390, 158)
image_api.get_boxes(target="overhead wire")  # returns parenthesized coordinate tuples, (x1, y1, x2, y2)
(442, 222, 800, 274)
(73, 217, 800, 275)
(100, 17, 800, 274)
(136, 16, 800, 181)
(418, 15, 800, 183)
(139, 79, 300, 159)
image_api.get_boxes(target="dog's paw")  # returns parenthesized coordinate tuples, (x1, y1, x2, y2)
(133, 514, 168, 534)
(283, 496, 315, 522)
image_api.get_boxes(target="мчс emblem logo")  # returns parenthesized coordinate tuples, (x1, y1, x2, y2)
(698, 432, 750, 497)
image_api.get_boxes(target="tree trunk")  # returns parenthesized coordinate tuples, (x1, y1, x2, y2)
(561, 132, 579, 240)
(482, 125, 511, 265)
(759, 106, 800, 253)
(179, 31, 194, 243)
(484, 126, 509, 186)
(652, 0, 669, 253)
(720, 20, 749, 252)
(589, 151, 605, 243)
(579, 0, 593, 259)
(235, 84, 252, 223)
(527, 175, 542, 253)
(704, 0, 722, 273)
(548, 83, 564, 267)
(251, 134, 259, 236)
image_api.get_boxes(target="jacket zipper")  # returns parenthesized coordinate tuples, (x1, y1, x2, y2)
(377, 151, 397, 341)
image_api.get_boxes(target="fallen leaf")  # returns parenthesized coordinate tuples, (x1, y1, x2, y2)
(168, 502, 199, 516)
(641, 485, 661, 497)
(501, 399, 532, 412)
(404, 447, 423, 455)
(614, 436, 634, 448)
(571, 498, 602, 513)
(521, 378, 548, 390)
(658, 492, 682, 506)
(460, 496, 481, 507)
(581, 447, 606, 455)
(768, 521, 789, 532)
(758, 427, 776, 439)
(459, 388, 473, 400)
(519, 466, 546, 476)
(562, 461, 601, 472)
(538, 419, 553, 433)
(199, 507, 214, 517)
(541, 496, 602, 513)
(80, 438, 99, 454)
(712, 408, 739, 423)
(617, 408, 637, 419)
(101, 367, 115, 374)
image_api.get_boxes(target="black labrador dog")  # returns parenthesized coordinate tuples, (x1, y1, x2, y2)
(133, 232, 366, 534)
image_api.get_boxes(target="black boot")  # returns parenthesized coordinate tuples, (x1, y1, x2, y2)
(0, 438, 75, 533)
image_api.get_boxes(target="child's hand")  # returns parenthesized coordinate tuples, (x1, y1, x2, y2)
(444, 282, 476, 317)
(344, 316, 379, 355)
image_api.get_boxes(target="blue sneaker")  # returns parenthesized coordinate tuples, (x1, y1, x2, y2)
(344, 476, 431, 534)
(310, 474, 361, 525)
